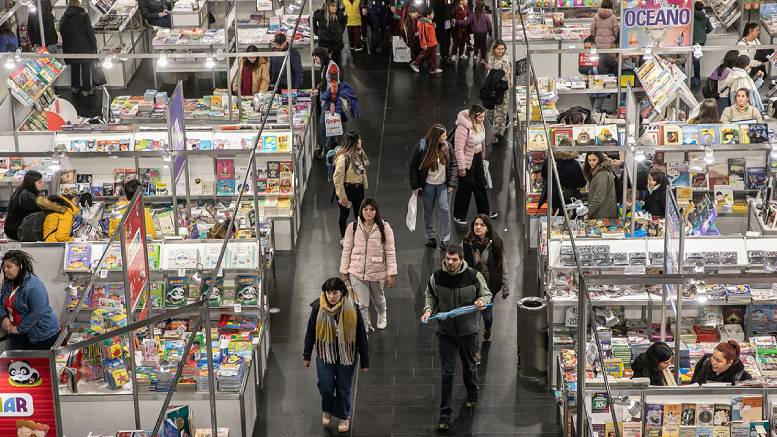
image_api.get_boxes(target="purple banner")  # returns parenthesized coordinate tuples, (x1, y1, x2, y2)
(168, 83, 186, 183)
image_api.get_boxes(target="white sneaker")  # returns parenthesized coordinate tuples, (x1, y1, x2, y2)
(410, 63, 420, 72)
(460, 54, 468, 60)
(322, 412, 331, 426)
(377, 312, 387, 329)
(431, 68, 442, 74)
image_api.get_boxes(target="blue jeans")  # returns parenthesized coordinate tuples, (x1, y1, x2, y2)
(369, 6, 386, 48)
(316, 357, 356, 420)
(421, 183, 451, 242)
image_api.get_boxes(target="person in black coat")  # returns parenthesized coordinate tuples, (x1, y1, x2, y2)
(430, 0, 453, 63)
(537, 144, 587, 216)
(27, 0, 58, 52)
(60, 0, 97, 95)
(691, 340, 752, 385)
(631, 342, 673, 386)
(4, 171, 44, 241)
(313, 0, 347, 67)
(269, 33, 304, 89)
(642, 167, 667, 218)
(139, 0, 172, 27)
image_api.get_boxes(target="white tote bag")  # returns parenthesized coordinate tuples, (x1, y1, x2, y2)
(406, 192, 418, 231)
(324, 112, 344, 137)
(392, 35, 412, 63)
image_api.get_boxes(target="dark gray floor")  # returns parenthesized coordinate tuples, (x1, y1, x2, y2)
(254, 48, 561, 436)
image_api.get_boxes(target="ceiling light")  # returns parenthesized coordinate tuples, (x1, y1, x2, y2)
(157, 53, 169, 67)
(4, 55, 15, 70)
(704, 145, 714, 164)
(102, 56, 115, 70)
(204, 55, 215, 69)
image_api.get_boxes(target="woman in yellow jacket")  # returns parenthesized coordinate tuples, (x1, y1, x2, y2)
(343, 0, 366, 51)
(230, 45, 270, 96)
(38, 195, 78, 242)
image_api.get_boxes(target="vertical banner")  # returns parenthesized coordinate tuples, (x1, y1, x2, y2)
(620, 0, 692, 48)
(122, 192, 149, 317)
(0, 355, 57, 436)
(168, 83, 186, 183)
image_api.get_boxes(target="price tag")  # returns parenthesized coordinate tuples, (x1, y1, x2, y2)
(233, 303, 242, 313)
(99, 269, 108, 278)
(625, 265, 646, 275)
(565, 307, 578, 328)
(178, 269, 185, 277)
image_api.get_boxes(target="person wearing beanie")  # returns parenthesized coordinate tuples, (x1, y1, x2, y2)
(631, 342, 673, 386)
(691, 340, 753, 385)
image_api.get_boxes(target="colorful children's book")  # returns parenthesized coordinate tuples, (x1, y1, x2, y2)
(681, 125, 700, 145)
(65, 243, 92, 271)
(551, 127, 573, 146)
(235, 275, 259, 305)
(646, 403, 665, 427)
(680, 403, 696, 426)
(663, 125, 682, 145)
(720, 124, 739, 144)
(528, 128, 550, 150)
(746, 167, 767, 190)
(573, 125, 596, 146)
(595, 124, 618, 146)
(164, 276, 188, 307)
(713, 403, 732, 426)
(708, 163, 729, 189)
(698, 125, 719, 145)
(749, 123, 768, 143)
(739, 124, 751, 144)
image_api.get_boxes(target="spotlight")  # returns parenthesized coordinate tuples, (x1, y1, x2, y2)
(4, 55, 15, 70)
(204, 55, 215, 69)
(102, 56, 115, 70)
(157, 53, 169, 67)
(693, 44, 703, 59)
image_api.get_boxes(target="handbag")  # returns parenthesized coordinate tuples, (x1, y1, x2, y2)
(91, 62, 107, 87)
(324, 112, 343, 137)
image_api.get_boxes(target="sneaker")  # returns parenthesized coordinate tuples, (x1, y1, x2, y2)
(337, 418, 350, 433)
(377, 312, 387, 329)
(410, 62, 420, 72)
(448, 56, 457, 63)
(483, 329, 492, 342)
(453, 217, 467, 226)
(436, 416, 451, 432)
(354, 47, 363, 51)
(431, 68, 443, 74)
(474, 351, 481, 365)
(425, 238, 437, 248)
(463, 399, 478, 408)
(460, 54, 468, 60)
(322, 413, 332, 426)
(488, 211, 498, 219)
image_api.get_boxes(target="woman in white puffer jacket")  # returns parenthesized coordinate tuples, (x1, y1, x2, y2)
(340, 197, 398, 332)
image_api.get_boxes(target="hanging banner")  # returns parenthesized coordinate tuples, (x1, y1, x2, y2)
(168, 83, 186, 183)
(620, 0, 692, 48)
(122, 192, 149, 316)
(0, 355, 58, 436)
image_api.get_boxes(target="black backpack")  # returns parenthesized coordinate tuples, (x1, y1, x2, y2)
(16, 211, 50, 242)
(701, 77, 719, 99)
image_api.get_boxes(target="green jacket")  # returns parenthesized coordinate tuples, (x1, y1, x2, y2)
(587, 160, 618, 219)
(692, 9, 712, 45)
(424, 260, 492, 336)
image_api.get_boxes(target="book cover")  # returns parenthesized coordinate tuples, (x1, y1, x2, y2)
(680, 428, 695, 437)
(551, 127, 573, 146)
(663, 125, 682, 145)
(59, 169, 76, 184)
(266, 161, 281, 179)
(749, 421, 769, 436)
(663, 426, 680, 437)
(279, 165, 293, 194)
(165, 246, 199, 269)
(713, 403, 731, 426)
(676, 186, 693, 204)
(216, 179, 235, 195)
(746, 167, 767, 190)
(596, 124, 619, 146)
(748, 123, 768, 143)
(277, 134, 290, 152)
(682, 125, 700, 145)
(713, 185, 734, 210)
(697, 404, 715, 427)
(150, 281, 164, 309)
(528, 128, 550, 150)
(147, 243, 161, 270)
(216, 159, 235, 180)
(65, 243, 92, 271)
(623, 421, 642, 437)
(681, 404, 697, 426)
(665, 403, 682, 427)
(646, 427, 664, 437)
(711, 427, 730, 437)
(739, 124, 751, 144)
(235, 275, 259, 304)
(739, 396, 762, 424)
(573, 126, 596, 146)
(695, 428, 713, 437)
(164, 276, 188, 307)
(720, 124, 739, 144)
(692, 173, 708, 191)
(708, 163, 729, 189)
(699, 125, 719, 144)
(728, 158, 746, 189)
(646, 403, 665, 427)
(668, 161, 690, 187)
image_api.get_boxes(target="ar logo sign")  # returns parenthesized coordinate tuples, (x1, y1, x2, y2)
(0, 394, 33, 417)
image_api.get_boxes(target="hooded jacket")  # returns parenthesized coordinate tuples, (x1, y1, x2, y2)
(107, 199, 159, 240)
(303, 297, 369, 368)
(643, 183, 666, 218)
(38, 196, 79, 242)
(231, 57, 270, 94)
(454, 109, 484, 171)
(726, 67, 764, 113)
(4, 188, 41, 241)
(692, 9, 712, 45)
(313, 8, 347, 52)
(59, 6, 97, 63)
(0, 272, 60, 344)
(424, 260, 492, 336)
(590, 8, 619, 48)
(710, 66, 732, 98)
(587, 159, 618, 219)
(417, 17, 438, 50)
(408, 139, 458, 190)
(340, 218, 398, 282)
(469, 12, 492, 35)
(537, 151, 587, 214)
(690, 353, 752, 385)
(479, 68, 509, 109)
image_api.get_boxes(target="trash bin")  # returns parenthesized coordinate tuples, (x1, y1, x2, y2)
(516, 296, 548, 379)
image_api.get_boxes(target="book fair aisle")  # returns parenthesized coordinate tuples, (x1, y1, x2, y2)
(0, 0, 316, 432)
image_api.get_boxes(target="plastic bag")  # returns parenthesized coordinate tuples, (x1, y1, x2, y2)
(406, 192, 418, 231)
(392, 36, 411, 63)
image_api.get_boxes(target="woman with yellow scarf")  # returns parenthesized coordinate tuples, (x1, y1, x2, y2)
(303, 277, 369, 433)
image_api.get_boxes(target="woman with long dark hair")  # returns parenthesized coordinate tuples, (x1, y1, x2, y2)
(4, 171, 44, 240)
(688, 98, 720, 124)
(463, 215, 508, 346)
(583, 151, 617, 219)
(711, 50, 739, 115)
(340, 198, 397, 331)
(409, 124, 458, 249)
(453, 104, 497, 225)
(0, 250, 60, 350)
(333, 131, 369, 242)
(231, 45, 269, 96)
(313, 0, 347, 66)
(631, 342, 673, 386)
(303, 277, 369, 433)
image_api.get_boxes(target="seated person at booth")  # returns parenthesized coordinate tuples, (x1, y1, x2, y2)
(690, 340, 752, 385)
(687, 98, 721, 124)
(631, 342, 674, 386)
(0, 250, 61, 350)
(642, 168, 667, 218)
(139, 0, 171, 28)
(108, 179, 159, 240)
(721, 87, 764, 123)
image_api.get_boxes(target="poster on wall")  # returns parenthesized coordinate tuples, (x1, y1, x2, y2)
(0, 356, 57, 436)
(620, 0, 692, 48)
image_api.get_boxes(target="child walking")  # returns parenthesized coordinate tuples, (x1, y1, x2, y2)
(410, 8, 442, 74)
(469, 3, 491, 65)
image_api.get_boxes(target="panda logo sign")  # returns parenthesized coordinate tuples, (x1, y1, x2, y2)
(7, 361, 41, 388)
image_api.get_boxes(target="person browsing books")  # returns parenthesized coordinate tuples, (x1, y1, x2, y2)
(107, 179, 159, 240)
(583, 152, 618, 219)
(691, 340, 752, 385)
(721, 88, 764, 122)
(4, 171, 44, 241)
(688, 98, 721, 124)
(631, 342, 673, 386)
(642, 168, 667, 218)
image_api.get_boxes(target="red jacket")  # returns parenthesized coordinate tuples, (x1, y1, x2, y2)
(417, 18, 438, 49)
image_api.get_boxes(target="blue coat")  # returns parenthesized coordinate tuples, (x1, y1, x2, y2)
(321, 81, 360, 122)
(269, 47, 304, 89)
(0, 272, 60, 344)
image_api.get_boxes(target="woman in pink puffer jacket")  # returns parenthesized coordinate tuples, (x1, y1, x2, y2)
(340, 197, 398, 332)
(452, 104, 497, 225)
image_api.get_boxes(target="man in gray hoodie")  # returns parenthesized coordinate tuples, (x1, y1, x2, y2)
(421, 244, 491, 432)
